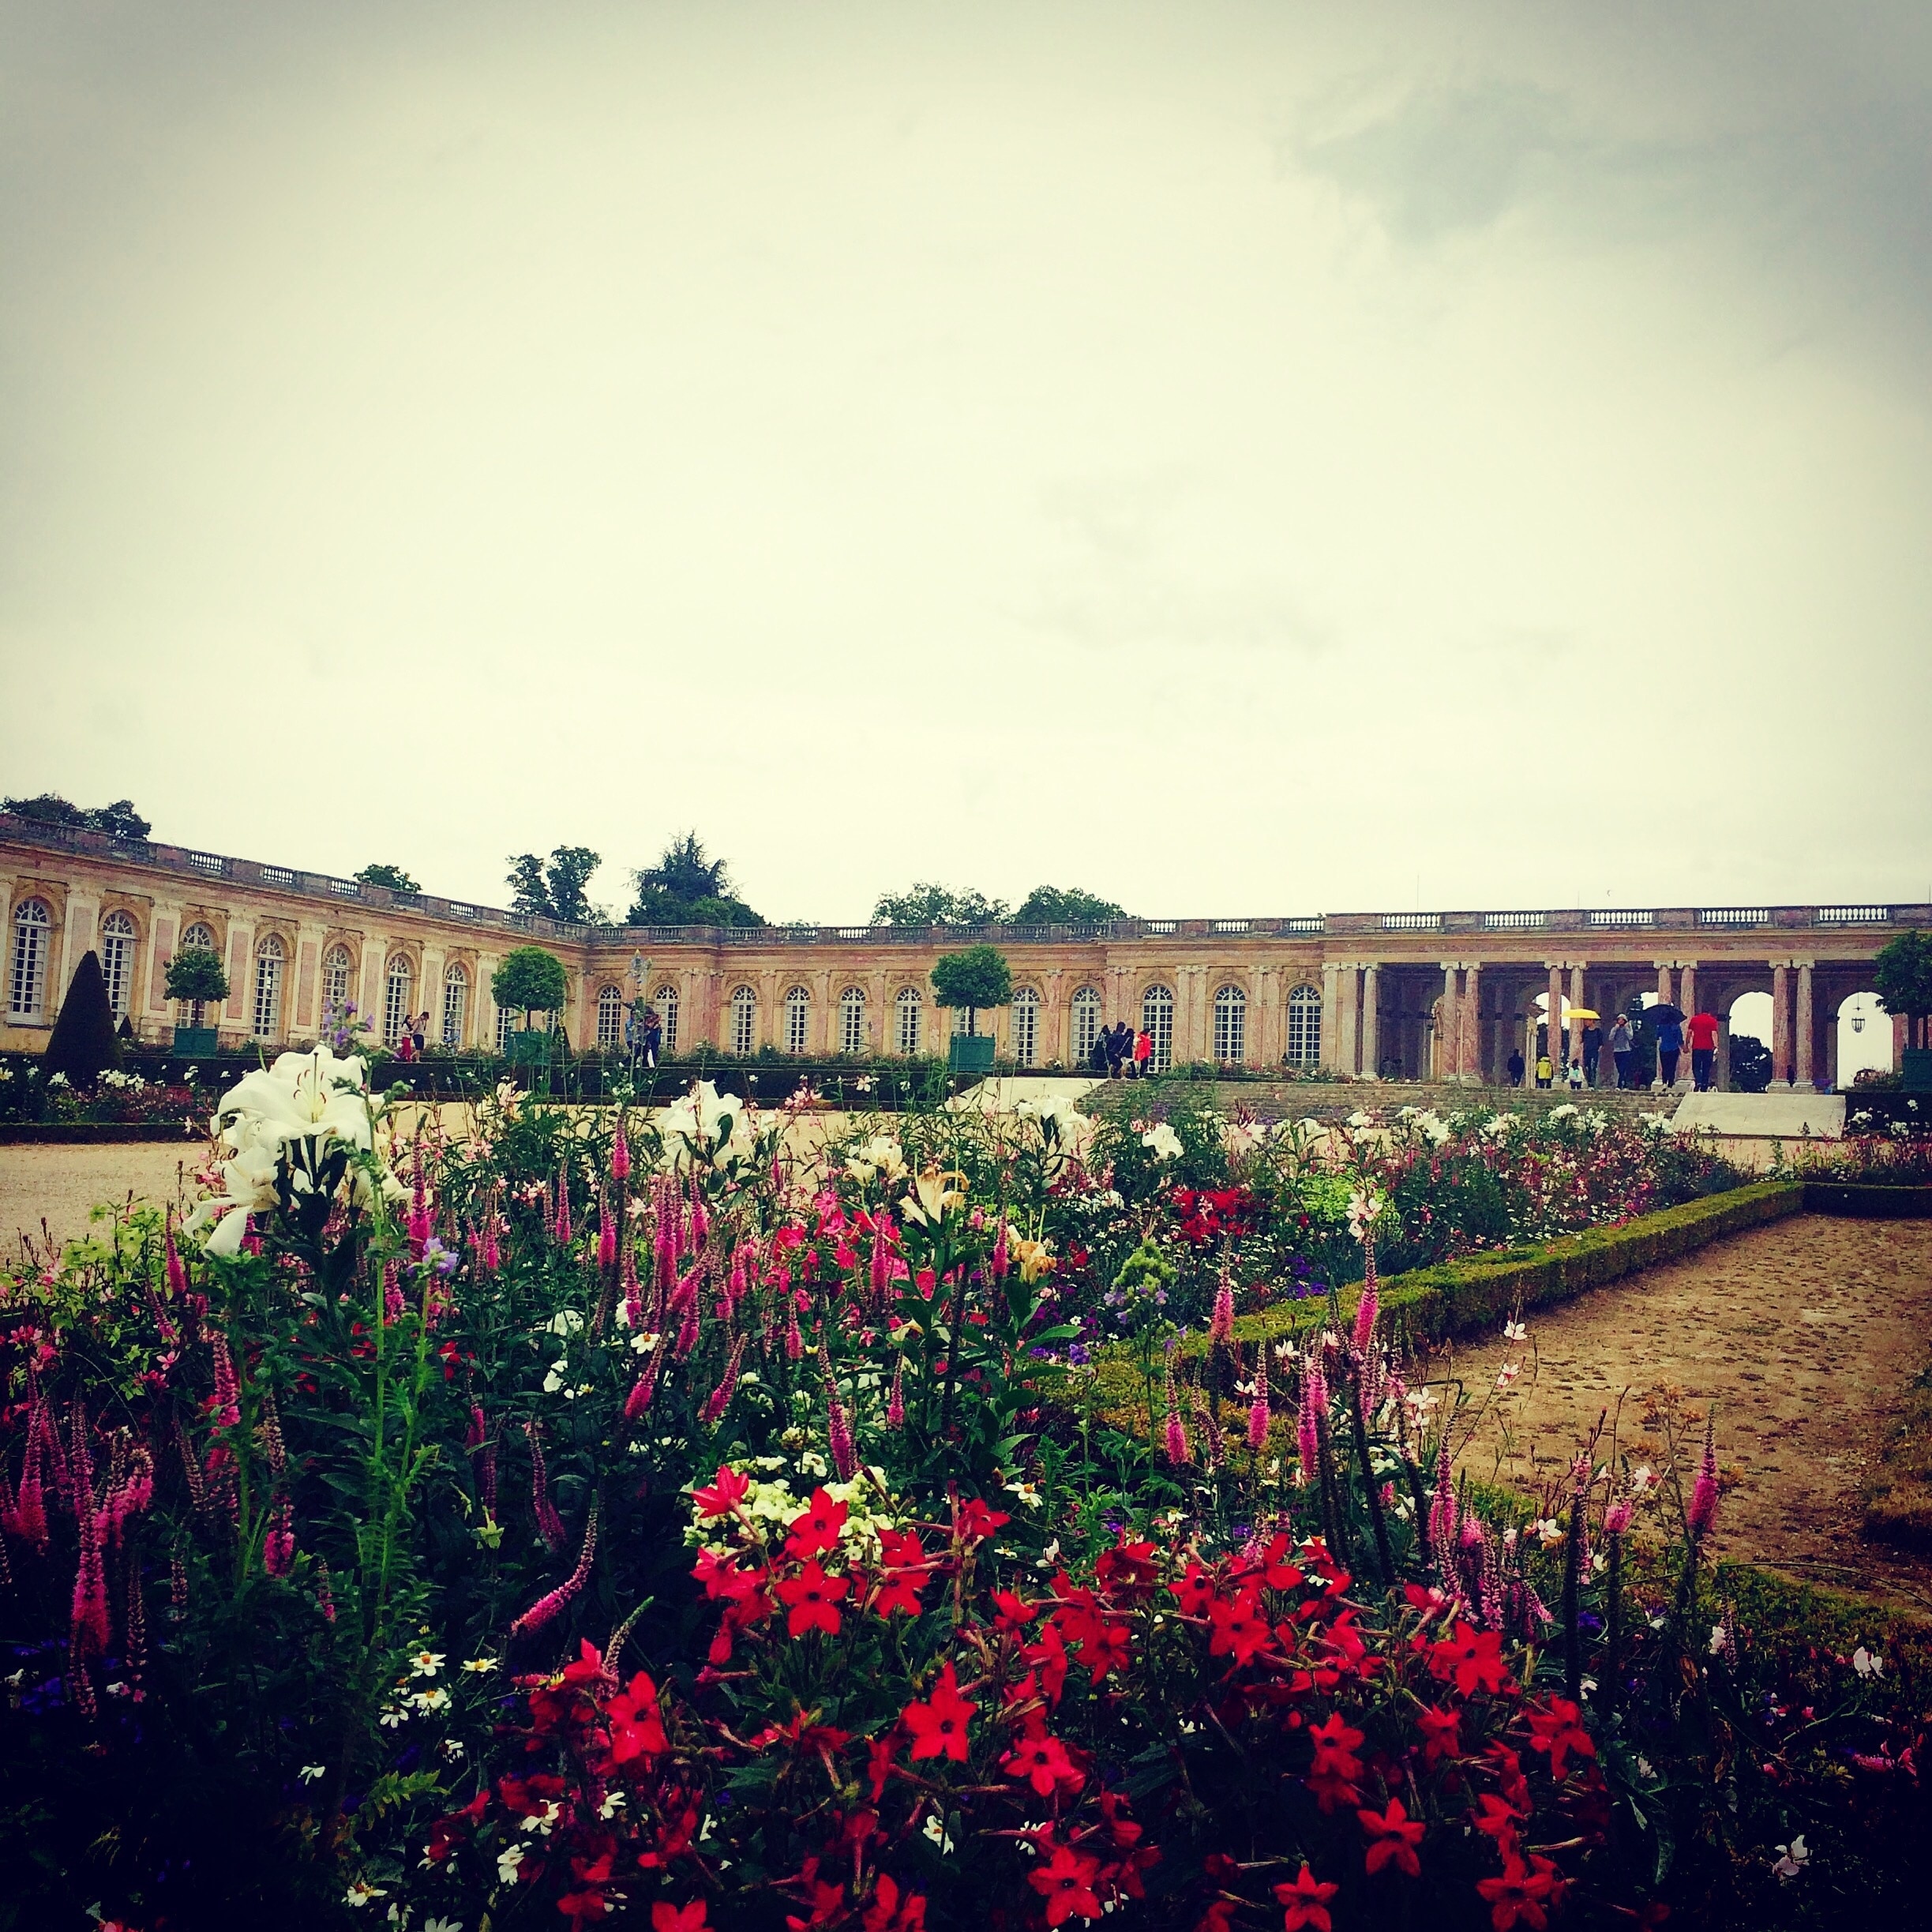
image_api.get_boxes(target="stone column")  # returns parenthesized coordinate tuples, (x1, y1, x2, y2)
(813, 970, 833, 1052)
(1567, 964, 1586, 1070)
(1547, 964, 1563, 1071)
(1795, 962, 1814, 1092)
(1360, 964, 1380, 1079)
(1457, 963, 1481, 1081)
(1438, 965, 1458, 1082)
(226, 921, 255, 1030)
(1650, 963, 1672, 1088)
(1716, 1019, 1731, 1091)
(1320, 962, 1341, 1072)
(1771, 962, 1791, 1087)
(1332, 964, 1356, 1076)
(758, 970, 778, 1049)
(1671, 963, 1695, 1087)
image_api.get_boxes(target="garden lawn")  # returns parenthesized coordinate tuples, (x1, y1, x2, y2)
(1443, 1213, 1932, 1618)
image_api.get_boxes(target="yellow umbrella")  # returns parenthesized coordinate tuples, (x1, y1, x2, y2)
(1565, 1008, 1600, 1022)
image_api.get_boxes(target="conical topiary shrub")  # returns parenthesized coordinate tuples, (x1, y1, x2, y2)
(45, 950, 122, 1086)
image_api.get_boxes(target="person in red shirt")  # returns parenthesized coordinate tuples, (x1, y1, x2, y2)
(1686, 1011, 1720, 1091)
(1134, 1029, 1153, 1076)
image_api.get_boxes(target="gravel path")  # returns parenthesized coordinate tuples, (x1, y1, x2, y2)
(0, 1143, 208, 1259)
(1440, 1214, 1932, 1617)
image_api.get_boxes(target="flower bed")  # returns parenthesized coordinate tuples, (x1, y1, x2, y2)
(0, 1061, 1922, 1930)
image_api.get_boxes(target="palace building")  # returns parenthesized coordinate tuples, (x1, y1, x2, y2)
(4, 813, 1921, 1089)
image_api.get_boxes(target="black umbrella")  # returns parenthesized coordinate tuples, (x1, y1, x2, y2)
(1646, 1003, 1685, 1027)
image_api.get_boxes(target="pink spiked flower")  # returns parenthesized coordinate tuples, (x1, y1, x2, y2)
(887, 1352, 906, 1431)
(611, 1119, 631, 1182)
(991, 1221, 1010, 1280)
(210, 1330, 240, 1430)
(163, 1212, 189, 1299)
(621, 1240, 643, 1332)
(1296, 1362, 1326, 1485)
(527, 1421, 565, 1552)
(702, 1334, 747, 1427)
(1210, 1263, 1235, 1347)
(1247, 1344, 1270, 1454)
(1687, 1420, 1720, 1539)
(784, 1296, 805, 1361)
(1604, 1497, 1634, 1536)
(1164, 1364, 1191, 1467)
(597, 1188, 617, 1273)
(263, 1496, 296, 1577)
(688, 1188, 708, 1250)
(625, 1337, 666, 1422)
(1352, 1262, 1379, 1357)
(821, 1344, 858, 1481)
(553, 1167, 573, 1246)
(509, 1502, 599, 1638)
(870, 1228, 891, 1304)
(1427, 1434, 1457, 1562)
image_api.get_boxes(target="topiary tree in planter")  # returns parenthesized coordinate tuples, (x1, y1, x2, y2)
(930, 943, 1012, 1036)
(1875, 932, 1932, 1087)
(492, 946, 568, 1041)
(163, 943, 229, 1041)
(45, 951, 120, 1086)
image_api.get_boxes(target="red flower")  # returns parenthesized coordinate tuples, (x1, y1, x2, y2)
(1172, 1564, 1217, 1619)
(1274, 1863, 1341, 1932)
(871, 1566, 925, 1618)
(651, 1905, 709, 1932)
(1525, 1698, 1596, 1780)
(993, 1589, 1040, 1633)
(692, 1464, 750, 1517)
(955, 1497, 1010, 1543)
(1358, 1797, 1425, 1878)
(902, 1662, 977, 1761)
(1003, 1724, 1082, 1796)
(1472, 1791, 1525, 1852)
(606, 1670, 669, 1762)
(1476, 1854, 1565, 1930)
(1308, 1713, 1365, 1782)
(559, 1890, 614, 1920)
(862, 1874, 928, 1931)
(1429, 1624, 1511, 1697)
(1415, 1702, 1461, 1766)
(692, 1547, 763, 1604)
(1208, 1589, 1271, 1667)
(1093, 1538, 1158, 1602)
(776, 1560, 848, 1637)
(1028, 1844, 1103, 1926)
(786, 1489, 850, 1559)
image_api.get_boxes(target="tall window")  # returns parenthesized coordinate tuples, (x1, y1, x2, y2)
(323, 944, 353, 1014)
(9, 898, 51, 1020)
(1213, 983, 1247, 1064)
(253, 935, 286, 1039)
(99, 910, 137, 1019)
(1286, 984, 1322, 1067)
(1142, 985, 1175, 1073)
(177, 922, 216, 1025)
(730, 986, 756, 1056)
(497, 1002, 516, 1052)
(597, 985, 624, 1050)
(443, 965, 468, 1047)
(839, 987, 866, 1055)
(1011, 986, 1040, 1067)
(785, 985, 810, 1055)
(895, 985, 921, 1056)
(385, 955, 414, 1045)
(1071, 985, 1101, 1063)
(654, 985, 679, 1055)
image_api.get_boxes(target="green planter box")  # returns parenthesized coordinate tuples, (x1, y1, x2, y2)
(508, 1031, 553, 1066)
(1904, 1048, 1932, 1094)
(948, 1035, 996, 1074)
(172, 1026, 219, 1057)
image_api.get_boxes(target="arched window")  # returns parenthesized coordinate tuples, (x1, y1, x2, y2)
(1071, 985, 1101, 1064)
(323, 944, 353, 1016)
(253, 934, 286, 1039)
(1142, 984, 1175, 1073)
(9, 898, 51, 1020)
(1286, 983, 1322, 1068)
(654, 985, 680, 1056)
(839, 987, 867, 1055)
(597, 985, 624, 1050)
(895, 985, 922, 1056)
(785, 985, 810, 1055)
(180, 921, 215, 952)
(730, 985, 756, 1056)
(385, 955, 414, 1045)
(99, 910, 137, 1019)
(442, 964, 469, 1048)
(1011, 986, 1041, 1067)
(1214, 983, 1247, 1064)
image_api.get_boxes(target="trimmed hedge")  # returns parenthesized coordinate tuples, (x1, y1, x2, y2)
(0, 1122, 201, 1144)
(1081, 1180, 1803, 1430)
(1803, 1181, 1932, 1219)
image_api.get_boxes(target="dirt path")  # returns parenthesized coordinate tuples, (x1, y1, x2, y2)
(0, 1143, 207, 1260)
(1439, 1214, 1932, 1617)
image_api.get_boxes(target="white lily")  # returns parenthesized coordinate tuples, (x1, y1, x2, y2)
(1141, 1122, 1183, 1162)
(902, 1165, 966, 1226)
(213, 1045, 379, 1154)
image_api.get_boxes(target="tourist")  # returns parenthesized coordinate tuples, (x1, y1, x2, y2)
(1111, 1020, 1131, 1079)
(1581, 1019, 1603, 1086)
(1566, 1055, 1585, 1092)
(1134, 1027, 1153, 1078)
(395, 1026, 416, 1064)
(1656, 1011, 1683, 1089)
(1609, 1014, 1634, 1089)
(1686, 1009, 1720, 1091)
(1087, 1026, 1109, 1075)
(1534, 1049, 1553, 1089)
(412, 1011, 429, 1056)
(624, 1001, 643, 1067)
(1506, 1046, 1525, 1086)
(643, 1007, 662, 1069)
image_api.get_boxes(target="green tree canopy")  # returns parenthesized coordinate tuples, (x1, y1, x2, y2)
(627, 833, 763, 927)
(491, 947, 568, 1022)
(930, 944, 1013, 1036)
(4, 793, 151, 840)
(163, 944, 230, 1007)
(354, 861, 421, 894)
(1011, 884, 1127, 926)
(1874, 930, 1932, 1035)
(872, 883, 1011, 927)
(506, 846, 605, 924)
(46, 951, 121, 1083)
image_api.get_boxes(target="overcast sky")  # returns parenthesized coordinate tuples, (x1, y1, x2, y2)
(3, 2, 1928, 924)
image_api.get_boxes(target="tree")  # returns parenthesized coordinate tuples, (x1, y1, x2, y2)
(1011, 884, 1127, 926)
(354, 862, 421, 893)
(491, 947, 568, 1026)
(505, 846, 606, 925)
(627, 833, 763, 927)
(872, 883, 1011, 927)
(164, 943, 230, 1027)
(45, 951, 120, 1084)
(930, 944, 1013, 1036)
(1875, 931, 1932, 1052)
(4, 792, 151, 840)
